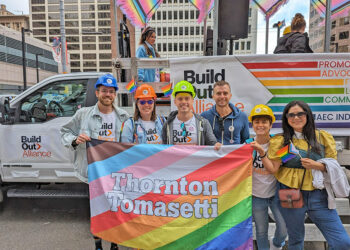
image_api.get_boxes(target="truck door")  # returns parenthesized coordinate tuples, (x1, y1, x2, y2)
(0, 78, 97, 183)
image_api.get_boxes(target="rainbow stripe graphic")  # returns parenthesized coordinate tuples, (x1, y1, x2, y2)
(189, 0, 214, 23)
(311, 0, 350, 19)
(250, 0, 290, 18)
(161, 83, 173, 97)
(87, 140, 253, 249)
(241, 57, 350, 129)
(276, 142, 300, 163)
(126, 78, 137, 93)
(116, 0, 164, 28)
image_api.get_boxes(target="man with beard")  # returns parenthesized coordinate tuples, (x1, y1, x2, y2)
(61, 73, 128, 250)
(201, 80, 249, 145)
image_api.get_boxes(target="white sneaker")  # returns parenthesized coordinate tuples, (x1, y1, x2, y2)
(270, 238, 282, 250)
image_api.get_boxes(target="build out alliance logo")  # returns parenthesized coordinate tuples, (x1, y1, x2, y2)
(21, 135, 52, 158)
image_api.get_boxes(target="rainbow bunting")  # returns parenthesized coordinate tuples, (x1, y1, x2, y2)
(161, 83, 173, 97)
(311, 0, 350, 19)
(250, 0, 290, 19)
(189, 0, 214, 23)
(276, 142, 300, 163)
(116, 0, 164, 28)
(126, 78, 137, 93)
(87, 140, 253, 249)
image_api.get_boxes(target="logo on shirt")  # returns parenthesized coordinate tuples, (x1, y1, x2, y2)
(146, 128, 159, 143)
(99, 123, 113, 137)
(253, 155, 269, 175)
(173, 130, 192, 144)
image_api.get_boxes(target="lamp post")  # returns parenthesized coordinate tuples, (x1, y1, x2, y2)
(35, 53, 43, 83)
(21, 27, 32, 91)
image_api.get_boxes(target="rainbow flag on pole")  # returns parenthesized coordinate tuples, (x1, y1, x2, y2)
(87, 140, 253, 249)
(126, 78, 137, 93)
(161, 83, 173, 97)
(276, 142, 300, 163)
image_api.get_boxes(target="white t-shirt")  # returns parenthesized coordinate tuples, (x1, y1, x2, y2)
(172, 116, 197, 145)
(98, 111, 117, 141)
(252, 141, 277, 198)
(140, 120, 162, 144)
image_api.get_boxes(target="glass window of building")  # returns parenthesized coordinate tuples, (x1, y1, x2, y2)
(174, 11, 178, 20)
(196, 27, 200, 35)
(98, 5, 110, 11)
(168, 11, 172, 19)
(32, 0, 45, 3)
(190, 43, 194, 51)
(33, 29, 46, 36)
(100, 61, 111, 67)
(185, 43, 189, 51)
(168, 43, 172, 51)
(185, 27, 189, 35)
(249, 8, 252, 17)
(185, 11, 189, 19)
(174, 43, 178, 51)
(332, 21, 336, 29)
(99, 36, 111, 42)
(163, 11, 166, 20)
(64, 5, 78, 11)
(152, 14, 155, 21)
(71, 54, 80, 60)
(33, 14, 46, 20)
(163, 27, 167, 36)
(66, 29, 79, 34)
(83, 61, 97, 67)
(196, 43, 199, 51)
(83, 54, 96, 59)
(174, 27, 178, 36)
(98, 20, 110, 26)
(180, 43, 183, 51)
(100, 53, 111, 59)
(339, 31, 349, 40)
(33, 22, 46, 28)
(98, 28, 110, 34)
(157, 44, 161, 52)
(241, 42, 245, 50)
(32, 6, 45, 12)
(66, 36, 79, 42)
(71, 61, 80, 67)
(179, 11, 183, 19)
(66, 13, 78, 19)
(48, 29, 60, 35)
(81, 5, 95, 11)
(235, 42, 239, 50)
(48, 0, 59, 3)
(66, 21, 79, 27)
(81, 0, 94, 2)
(157, 27, 161, 36)
(157, 12, 161, 20)
(247, 41, 251, 50)
(68, 44, 80, 50)
(99, 44, 111, 50)
(190, 27, 194, 35)
(163, 43, 167, 52)
(81, 13, 95, 19)
(180, 0, 183, 3)
(168, 27, 172, 36)
(248, 25, 251, 34)
(83, 44, 96, 50)
(190, 10, 194, 19)
(196, 10, 199, 19)
(82, 21, 95, 27)
(98, 13, 110, 18)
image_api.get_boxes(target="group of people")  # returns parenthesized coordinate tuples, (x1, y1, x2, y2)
(60, 72, 350, 250)
(59, 12, 350, 250)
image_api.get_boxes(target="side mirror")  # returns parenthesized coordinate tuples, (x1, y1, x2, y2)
(0, 96, 13, 124)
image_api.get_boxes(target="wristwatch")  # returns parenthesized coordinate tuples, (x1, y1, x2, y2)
(72, 138, 78, 148)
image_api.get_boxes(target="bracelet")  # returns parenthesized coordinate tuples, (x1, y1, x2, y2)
(260, 152, 267, 159)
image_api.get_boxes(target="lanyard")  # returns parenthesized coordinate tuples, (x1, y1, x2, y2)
(213, 116, 234, 145)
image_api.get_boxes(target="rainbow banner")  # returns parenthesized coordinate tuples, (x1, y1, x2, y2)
(161, 83, 173, 97)
(116, 0, 164, 28)
(276, 142, 300, 163)
(250, 0, 289, 18)
(311, 0, 350, 19)
(189, 0, 214, 23)
(87, 140, 253, 249)
(126, 78, 137, 93)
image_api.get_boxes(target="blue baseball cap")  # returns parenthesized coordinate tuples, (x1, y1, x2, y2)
(94, 74, 118, 90)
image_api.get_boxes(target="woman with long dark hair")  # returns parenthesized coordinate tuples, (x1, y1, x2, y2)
(136, 27, 160, 82)
(265, 100, 350, 249)
(121, 84, 164, 144)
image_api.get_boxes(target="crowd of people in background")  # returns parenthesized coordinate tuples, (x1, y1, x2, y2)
(60, 13, 350, 250)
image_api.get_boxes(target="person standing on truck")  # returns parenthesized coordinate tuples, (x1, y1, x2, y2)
(120, 84, 165, 143)
(136, 26, 160, 82)
(274, 13, 313, 54)
(60, 73, 128, 250)
(201, 80, 250, 145)
(161, 80, 221, 149)
(247, 104, 287, 250)
(265, 100, 350, 250)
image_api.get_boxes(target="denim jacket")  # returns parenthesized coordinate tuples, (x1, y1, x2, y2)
(120, 115, 165, 144)
(136, 41, 156, 82)
(60, 102, 129, 183)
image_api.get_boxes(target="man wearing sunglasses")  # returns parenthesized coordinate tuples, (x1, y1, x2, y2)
(201, 80, 249, 145)
(61, 74, 128, 250)
(162, 80, 221, 150)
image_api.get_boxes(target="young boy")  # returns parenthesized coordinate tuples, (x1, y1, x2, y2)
(161, 80, 220, 150)
(247, 104, 287, 250)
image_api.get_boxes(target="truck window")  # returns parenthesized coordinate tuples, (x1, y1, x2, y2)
(19, 79, 88, 123)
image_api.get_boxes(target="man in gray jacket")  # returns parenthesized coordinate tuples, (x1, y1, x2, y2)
(61, 73, 128, 250)
(162, 80, 221, 149)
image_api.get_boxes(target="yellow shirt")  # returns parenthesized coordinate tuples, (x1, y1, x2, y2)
(268, 130, 337, 190)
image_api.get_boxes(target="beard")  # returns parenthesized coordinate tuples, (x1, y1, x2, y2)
(98, 96, 114, 106)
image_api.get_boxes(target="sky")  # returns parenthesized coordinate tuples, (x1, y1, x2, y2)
(1, 0, 310, 54)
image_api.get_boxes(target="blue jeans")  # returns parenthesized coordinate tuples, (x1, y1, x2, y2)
(277, 182, 350, 250)
(252, 195, 287, 250)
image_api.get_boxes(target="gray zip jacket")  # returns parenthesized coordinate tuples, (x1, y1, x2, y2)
(161, 111, 217, 145)
(60, 102, 129, 183)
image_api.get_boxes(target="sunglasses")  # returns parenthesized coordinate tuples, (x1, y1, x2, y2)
(218, 117, 224, 132)
(286, 112, 307, 119)
(180, 122, 187, 137)
(139, 100, 154, 105)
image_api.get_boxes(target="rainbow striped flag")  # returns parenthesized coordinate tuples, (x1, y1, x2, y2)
(126, 78, 137, 93)
(161, 83, 173, 97)
(87, 140, 253, 249)
(276, 142, 300, 163)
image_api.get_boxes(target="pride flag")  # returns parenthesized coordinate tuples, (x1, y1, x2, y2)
(276, 142, 300, 163)
(161, 83, 173, 97)
(126, 78, 137, 93)
(87, 140, 253, 249)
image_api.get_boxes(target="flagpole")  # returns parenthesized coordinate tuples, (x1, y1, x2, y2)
(59, 0, 67, 73)
(324, 0, 332, 52)
(265, 15, 269, 54)
(213, 0, 219, 56)
(203, 16, 207, 56)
